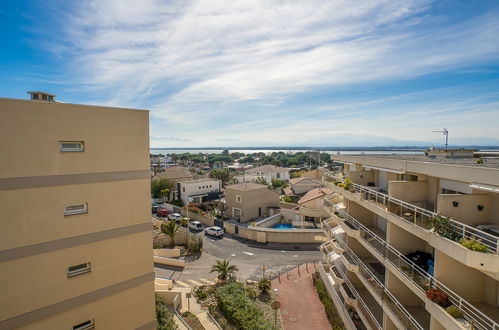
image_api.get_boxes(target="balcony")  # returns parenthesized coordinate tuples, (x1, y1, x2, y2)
(335, 207, 499, 330)
(330, 176, 499, 277)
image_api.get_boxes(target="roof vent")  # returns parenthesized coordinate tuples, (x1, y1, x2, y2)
(27, 91, 56, 102)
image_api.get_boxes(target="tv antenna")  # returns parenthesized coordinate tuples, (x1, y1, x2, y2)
(432, 128, 448, 149)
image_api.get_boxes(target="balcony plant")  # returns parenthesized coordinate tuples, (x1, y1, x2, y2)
(446, 306, 463, 319)
(460, 238, 489, 252)
(344, 178, 353, 190)
(429, 215, 462, 242)
(425, 288, 450, 307)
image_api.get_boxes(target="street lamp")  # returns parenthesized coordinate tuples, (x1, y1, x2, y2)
(272, 288, 280, 326)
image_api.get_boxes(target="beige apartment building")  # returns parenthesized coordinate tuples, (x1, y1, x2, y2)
(0, 93, 156, 329)
(224, 182, 279, 222)
(319, 152, 499, 330)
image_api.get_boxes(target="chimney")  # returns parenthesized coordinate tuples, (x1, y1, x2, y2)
(27, 91, 56, 102)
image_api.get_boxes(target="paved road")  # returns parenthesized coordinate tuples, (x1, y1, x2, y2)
(154, 232, 322, 288)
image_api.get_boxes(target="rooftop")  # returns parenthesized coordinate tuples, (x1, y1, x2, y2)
(298, 188, 333, 204)
(246, 165, 289, 173)
(333, 154, 499, 169)
(289, 177, 322, 185)
(225, 182, 268, 191)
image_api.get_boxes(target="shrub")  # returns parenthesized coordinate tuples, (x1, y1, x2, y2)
(214, 282, 277, 330)
(168, 199, 184, 207)
(195, 288, 208, 300)
(426, 288, 450, 307)
(312, 272, 345, 329)
(337, 183, 346, 188)
(156, 293, 178, 330)
(188, 236, 203, 253)
(446, 306, 463, 319)
(430, 215, 461, 241)
(258, 278, 271, 294)
(460, 238, 489, 252)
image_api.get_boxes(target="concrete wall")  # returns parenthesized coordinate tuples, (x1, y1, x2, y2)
(386, 222, 431, 255)
(386, 270, 423, 306)
(436, 194, 491, 226)
(180, 210, 214, 227)
(388, 181, 428, 203)
(281, 208, 300, 222)
(153, 249, 181, 258)
(153, 256, 186, 268)
(157, 290, 183, 311)
(348, 170, 375, 186)
(225, 186, 279, 223)
(223, 222, 324, 243)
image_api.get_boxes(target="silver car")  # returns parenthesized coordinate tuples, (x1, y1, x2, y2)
(205, 226, 224, 237)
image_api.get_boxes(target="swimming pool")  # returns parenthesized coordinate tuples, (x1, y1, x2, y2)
(271, 223, 295, 229)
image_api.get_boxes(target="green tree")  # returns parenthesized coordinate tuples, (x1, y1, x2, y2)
(210, 259, 238, 281)
(159, 188, 170, 202)
(255, 177, 268, 185)
(156, 293, 178, 330)
(210, 168, 231, 187)
(162, 221, 180, 248)
(152, 179, 174, 198)
(271, 178, 288, 188)
(228, 177, 239, 184)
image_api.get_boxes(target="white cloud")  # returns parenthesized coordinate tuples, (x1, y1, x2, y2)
(53, 0, 499, 146)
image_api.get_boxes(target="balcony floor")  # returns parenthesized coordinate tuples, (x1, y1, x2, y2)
(357, 288, 384, 326)
(406, 306, 431, 330)
(471, 302, 499, 324)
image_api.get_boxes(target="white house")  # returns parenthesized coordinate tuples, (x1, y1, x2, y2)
(242, 165, 290, 184)
(176, 178, 221, 205)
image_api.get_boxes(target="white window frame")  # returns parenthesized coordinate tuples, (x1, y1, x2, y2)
(232, 207, 241, 219)
(60, 141, 85, 152)
(72, 319, 95, 330)
(236, 195, 242, 203)
(64, 203, 88, 216)
(67, 262, 91, 278)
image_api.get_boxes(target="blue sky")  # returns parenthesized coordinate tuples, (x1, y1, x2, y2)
(1, 0, 499, 147)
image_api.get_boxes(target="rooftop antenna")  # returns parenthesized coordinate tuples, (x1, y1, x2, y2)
(432, 128, 448, 150)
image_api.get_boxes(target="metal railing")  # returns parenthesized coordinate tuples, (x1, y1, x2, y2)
(334, 261, 383, 329)
(327, 175, 499, 254)
(335, 236, 424, 330)
(332, 205, 499, 330)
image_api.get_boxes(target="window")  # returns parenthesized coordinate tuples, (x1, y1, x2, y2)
(277, 173, 280, 179)
(64, 203, 88, 216)
(233, 208, 241, 219)
(182, 187, 185, 192)
(60, 141, 85, 152)
(67, 262, 91, 278)
(401, 174, 418, 182)
(72, 319, 95, 330)
(236, 195, 242, 203)
(210, 185, 212, 188)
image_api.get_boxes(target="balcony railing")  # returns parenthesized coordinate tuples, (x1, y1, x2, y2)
(327, 174, 499, 254)
(332, 205, 499, 330)
(334, 261, 383, 329)
(334, 236, 424, 330)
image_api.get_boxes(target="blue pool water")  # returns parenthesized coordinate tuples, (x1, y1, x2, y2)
(272, 224, 295, 229)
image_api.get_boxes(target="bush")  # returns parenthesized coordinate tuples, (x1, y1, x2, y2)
(156, 293, 178, 330)
(426, 288, 450, 307)
(312, 272, 345, 329)
(214, 282, 277, 330)
(258, 278, 271, 294)
(460, 238, 489, 252)
(430, 215, 462, 241)
(188, 236, 203, 253)
(152, 179, 174, 199)
(168, 199, 184, 207)
(446, 306, 463, 319)
(280, 195, 294, 203)
(195, 288, 208, 300)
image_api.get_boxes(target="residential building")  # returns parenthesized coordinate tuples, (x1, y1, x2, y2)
(244, 165, 290, 184)
(150, 155, 173, 169)
(0, 94, 155, 329)
(301, 167, 327, 179)
(288, 177, 323, 195)
(319, 152, 499, 330)
(177, 178, 221, 205)
(225, 182, 280, 222)
(152, 165, 208, 200)
(297, 188, 333, 222)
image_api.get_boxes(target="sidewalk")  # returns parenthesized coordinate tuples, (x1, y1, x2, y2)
(177, 287, 220, 330)
(272, 263, 330, 330)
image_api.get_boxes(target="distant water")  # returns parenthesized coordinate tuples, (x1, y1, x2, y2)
(150, 148, 424, 155)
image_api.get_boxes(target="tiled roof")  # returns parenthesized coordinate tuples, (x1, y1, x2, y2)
(225, 182, 268, 191)
(298, 188, 333, 204)
(246, 165, 288, 174)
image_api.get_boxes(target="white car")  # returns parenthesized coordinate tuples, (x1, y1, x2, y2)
(168, 213, 182, 221)
(188, 221, 203, 231)
(205, 226, 224, 237)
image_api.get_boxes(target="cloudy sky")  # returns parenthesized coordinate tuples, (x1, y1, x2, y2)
(1, 0, 499, 147)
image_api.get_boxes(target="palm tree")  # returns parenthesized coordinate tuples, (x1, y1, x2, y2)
(258, 278, 271, 294)
(255, 177, 268, 185)
(210, 168, 231, 187)
(210, 259, 238, 281)
(161, 221, 179, 248)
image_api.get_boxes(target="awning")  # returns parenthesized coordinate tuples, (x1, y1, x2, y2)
(469, 183, 499, 193)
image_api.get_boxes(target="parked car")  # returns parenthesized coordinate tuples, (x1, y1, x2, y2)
(205, 226, 224, 237)
(168, 213, 182, 222)
(156, 209, 170, 217)
(188, 221, 203, 231)
(152, 205, 162, 214)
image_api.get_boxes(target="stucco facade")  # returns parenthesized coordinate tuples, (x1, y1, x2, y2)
(319, 154, 499, 330)
(0, 96, 155, 329)
(177, 178, 221, 205)
(224, 182, 279, 223)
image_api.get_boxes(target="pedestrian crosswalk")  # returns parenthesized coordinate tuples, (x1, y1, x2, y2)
(173, 278, 218, 288)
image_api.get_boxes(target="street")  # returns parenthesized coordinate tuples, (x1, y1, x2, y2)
(154, 232, 321, 288)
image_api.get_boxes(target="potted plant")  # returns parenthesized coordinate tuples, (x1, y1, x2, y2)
(426, 288, 450, 307)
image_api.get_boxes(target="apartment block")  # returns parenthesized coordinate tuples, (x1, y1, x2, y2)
(0, 94, 156, 329)
(319, 153, 499, 330)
